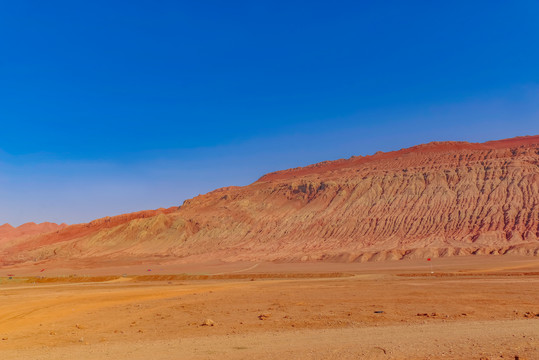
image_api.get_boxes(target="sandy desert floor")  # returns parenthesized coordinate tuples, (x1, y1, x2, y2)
(0, 256, 538, 359)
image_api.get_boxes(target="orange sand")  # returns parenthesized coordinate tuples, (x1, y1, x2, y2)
(0, 256, 538, 359)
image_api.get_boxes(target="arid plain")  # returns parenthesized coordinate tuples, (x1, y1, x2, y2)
(1, 136, 538, 359)
(0, 256, 538, 360)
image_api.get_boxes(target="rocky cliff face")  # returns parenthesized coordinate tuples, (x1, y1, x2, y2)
(2, 136, 538, 264)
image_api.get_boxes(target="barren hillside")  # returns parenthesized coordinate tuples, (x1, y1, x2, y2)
(1, 135, 538, 265)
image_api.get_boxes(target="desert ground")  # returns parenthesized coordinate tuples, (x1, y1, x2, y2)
(0, 256, 538, 359)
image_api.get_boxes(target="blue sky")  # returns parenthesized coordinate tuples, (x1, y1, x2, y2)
(1, 1, 538, 225)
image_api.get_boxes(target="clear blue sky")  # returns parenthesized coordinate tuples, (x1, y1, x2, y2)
(1, 1, 538, 225)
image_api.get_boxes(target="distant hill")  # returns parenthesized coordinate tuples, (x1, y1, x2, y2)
(0, 222, 67, 243)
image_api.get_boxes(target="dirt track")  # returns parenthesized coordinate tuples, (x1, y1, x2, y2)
(0, 256, 538, 359)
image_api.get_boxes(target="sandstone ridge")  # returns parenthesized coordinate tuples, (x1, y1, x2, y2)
(1, 135, 538, 266)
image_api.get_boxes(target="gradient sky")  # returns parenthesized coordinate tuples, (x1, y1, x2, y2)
(1, 1, 538, 226)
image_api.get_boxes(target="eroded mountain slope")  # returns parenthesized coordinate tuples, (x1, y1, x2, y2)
(2, 136, 538, 265)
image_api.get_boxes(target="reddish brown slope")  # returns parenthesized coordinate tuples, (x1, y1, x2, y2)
(2, 135, 539, 265)
(0, 208, 177, 265)
(0, 222, 67, 242)
(171, 135, 539, 261)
